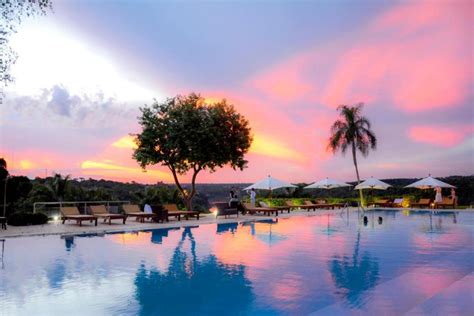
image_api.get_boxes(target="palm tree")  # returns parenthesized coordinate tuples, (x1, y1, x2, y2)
(46, 173, 71, 201)
(328, 103, 377, 205)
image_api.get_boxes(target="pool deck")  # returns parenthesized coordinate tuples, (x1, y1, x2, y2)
(0, 207, 470, 239)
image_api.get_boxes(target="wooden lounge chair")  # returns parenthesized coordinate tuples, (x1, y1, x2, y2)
(411, 198, 431, 209)
(303, 200, 320, 210)
(89, 205, 127, 224)
(243, 203, 278, 217)
(60, 206, 97, 226)
(285, 200, 312, 211)
(331, 202, 345, 209)
(122, 204, 156, 222)
(392, 198, 404, 208)
(259, 201, 291, 214)
(373, 199, 393, 207)
(435, 197, 456, 209)
(309, 200, 335, 210)
(163, 204, 200, 221)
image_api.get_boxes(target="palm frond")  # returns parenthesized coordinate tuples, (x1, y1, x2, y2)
(329, 102, 376, 158)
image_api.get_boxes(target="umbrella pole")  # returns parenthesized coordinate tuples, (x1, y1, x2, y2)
(371, 188, 373, 207)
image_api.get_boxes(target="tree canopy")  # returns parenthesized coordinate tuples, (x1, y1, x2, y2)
(0, 0, 52, 86)
(133, 93, 252, 210)
(328, 103, 377, 158)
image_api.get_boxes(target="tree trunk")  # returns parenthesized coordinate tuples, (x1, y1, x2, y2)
(169, 166, 201, 212)
(184, 197, 193, 212)
(352, 143, 364, 207)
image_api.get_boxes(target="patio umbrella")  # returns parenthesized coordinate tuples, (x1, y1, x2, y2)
(404, 175, 455, 189)
(354, 177, 391, 207)
(354, 177, 391, 190)
(304, 177, 352, 189)
(244, 175, 296, 191)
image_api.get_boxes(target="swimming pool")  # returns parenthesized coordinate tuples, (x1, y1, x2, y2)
(1, 209, 472, 315)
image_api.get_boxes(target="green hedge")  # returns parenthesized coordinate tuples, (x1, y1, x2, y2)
(7, 212, 49, 226)
(243, 195, 420, 207)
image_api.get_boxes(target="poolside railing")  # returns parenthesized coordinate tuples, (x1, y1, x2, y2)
(33, 200, 131, 218)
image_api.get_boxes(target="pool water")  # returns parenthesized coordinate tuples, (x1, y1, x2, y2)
(1, 210, 472, 315)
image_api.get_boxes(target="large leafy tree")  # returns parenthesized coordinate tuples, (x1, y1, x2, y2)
(1, 0, 52, 86)
(328, 103, 377, 206)
(133, 93, 252, 211)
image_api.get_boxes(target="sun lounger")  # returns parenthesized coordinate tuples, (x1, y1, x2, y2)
(243, 203, 278, 216)
(435, 197, 456, 209)
(303, 200, 321, 210)
(60, 206, 98, 226)
(373, 199, 393, 207)
(122, 204, 156, 222)
(259, 201, 291, 214)
(89, 205, 127, 224)
(392, 198, 404, 207)
(163, 204, 200, 221)
(308, 200, 336, 210)
(411, 198, 431, 209)
(285, 200, 313, 211)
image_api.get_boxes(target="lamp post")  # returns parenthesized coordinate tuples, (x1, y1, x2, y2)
(2, 177, 7, 218)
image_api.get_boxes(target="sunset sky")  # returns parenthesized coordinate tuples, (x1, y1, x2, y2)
(1, 0, 473, 184)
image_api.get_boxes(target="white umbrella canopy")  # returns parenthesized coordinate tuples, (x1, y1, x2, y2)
(304, 177, 352, 189)
(405, 176, 455, 189)
(244, 175, 297, 191)
(354, 177, 392, 190)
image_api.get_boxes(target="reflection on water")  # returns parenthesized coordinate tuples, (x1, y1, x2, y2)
(151, 227, 180, 244)
(0, 210, 472, 315)
(216, 222, 238, 234)
(330, 232, 380, 307)
(135, 227, 253, 315)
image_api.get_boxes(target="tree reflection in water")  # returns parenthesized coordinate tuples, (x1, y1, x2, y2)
(134, 227, 254, 315)
(329, 231, 379, 307)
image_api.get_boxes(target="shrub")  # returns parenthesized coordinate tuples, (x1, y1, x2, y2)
(7, 212, 29, 226)
(30, 212, 49, 225)
(7, 212, 49, 226)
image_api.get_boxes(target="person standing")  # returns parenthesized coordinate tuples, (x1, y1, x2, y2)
(450, 188, 457, 205)
(144, 203, 152, 214)
(249, 188, 256, 207)
(434, 186, 442, 205)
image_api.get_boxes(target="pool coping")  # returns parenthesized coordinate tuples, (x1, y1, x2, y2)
(0, 207, 471, 239)
(0, 210, 332, 239)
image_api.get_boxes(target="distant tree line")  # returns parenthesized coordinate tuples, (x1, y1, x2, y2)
(259, 176, 474, 206)
(2, 174, 212, 217)
(2, 174, 472, 217)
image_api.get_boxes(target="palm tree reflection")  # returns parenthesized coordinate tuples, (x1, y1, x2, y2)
(134, 227, 253, 315)
(329, 231, 379, 307)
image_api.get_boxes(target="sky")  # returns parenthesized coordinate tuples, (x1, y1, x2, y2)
(1, 0, 473, 184)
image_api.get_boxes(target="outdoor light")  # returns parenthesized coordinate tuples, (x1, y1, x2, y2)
(402, 199, 410, 208)
(53, 216, 59, 222)
(210, 207, 218, 217)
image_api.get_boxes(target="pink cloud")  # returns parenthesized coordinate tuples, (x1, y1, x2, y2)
(408, 125, 473, 147)
(370, 0, 471, 36)
(250, 53, 315, 103)
(248, 1, 472, 112)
